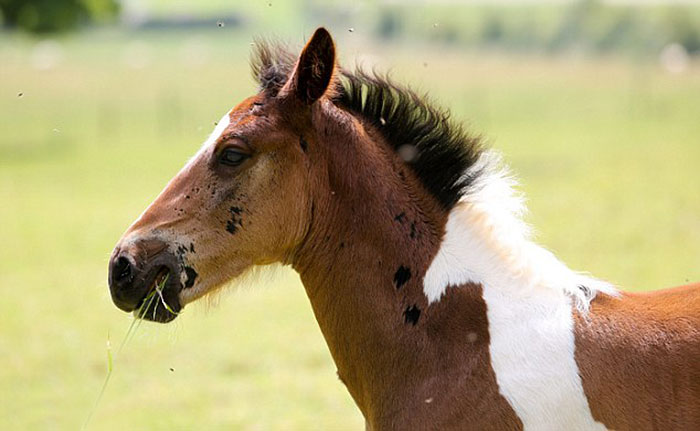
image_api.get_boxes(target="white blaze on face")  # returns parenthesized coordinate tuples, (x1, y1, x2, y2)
(422, 156, 611, 430)
(187, 109, 233, 165)
(206, 110, 232, 147)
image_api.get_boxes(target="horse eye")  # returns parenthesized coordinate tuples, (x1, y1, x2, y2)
(219, 148, 248, 166)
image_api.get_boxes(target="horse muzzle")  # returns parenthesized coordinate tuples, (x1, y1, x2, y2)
(108, 237, 183, 323)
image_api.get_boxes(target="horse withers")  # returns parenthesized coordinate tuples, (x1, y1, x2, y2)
(108, 28, 700, 430)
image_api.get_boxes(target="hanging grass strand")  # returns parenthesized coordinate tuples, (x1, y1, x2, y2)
(82, 334, 114, 430)
(83, 274, 170, 429)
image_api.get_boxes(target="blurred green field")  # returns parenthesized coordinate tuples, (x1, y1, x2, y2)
(1, 25, 699, 430)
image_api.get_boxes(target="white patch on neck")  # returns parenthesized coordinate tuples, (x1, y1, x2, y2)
(424, 151, 617, 308)
(423, 151, 615, 430)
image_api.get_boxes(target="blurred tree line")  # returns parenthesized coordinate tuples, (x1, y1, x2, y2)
(376, 0, 700, 57)
(2, 0, 699, 58)
(0, 0, 119, 33)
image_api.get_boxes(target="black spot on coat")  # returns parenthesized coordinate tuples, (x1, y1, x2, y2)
(394, 266, 411, 290)
(404, 305, 421, 325)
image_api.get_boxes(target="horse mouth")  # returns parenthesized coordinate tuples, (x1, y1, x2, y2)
(134, 266, 182, 323)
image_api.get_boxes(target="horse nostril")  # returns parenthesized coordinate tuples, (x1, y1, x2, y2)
(113, 256, 133, 284)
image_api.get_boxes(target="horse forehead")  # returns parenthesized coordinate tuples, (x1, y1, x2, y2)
(221, 95, 273, 132)
(231, 96, 259, 114)
(229, 95, 271, 121)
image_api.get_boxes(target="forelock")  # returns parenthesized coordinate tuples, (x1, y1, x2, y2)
(250, 40, 296, 96)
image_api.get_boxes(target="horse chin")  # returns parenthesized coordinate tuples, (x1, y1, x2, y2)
(177, 277, 232, 308)
(177, 264, 261, 308)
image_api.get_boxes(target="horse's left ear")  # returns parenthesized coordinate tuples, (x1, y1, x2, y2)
(283, 27, 336, 104)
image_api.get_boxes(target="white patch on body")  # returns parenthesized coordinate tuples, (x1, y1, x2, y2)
(423, 151, 614, 430)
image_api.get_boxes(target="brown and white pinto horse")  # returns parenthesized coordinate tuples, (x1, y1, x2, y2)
(108, 28, 700, 430)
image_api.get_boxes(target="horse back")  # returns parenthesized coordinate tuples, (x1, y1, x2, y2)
(574, 282, 700, 430)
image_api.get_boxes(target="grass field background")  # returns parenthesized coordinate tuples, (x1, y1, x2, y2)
(1, 21, 699, 430)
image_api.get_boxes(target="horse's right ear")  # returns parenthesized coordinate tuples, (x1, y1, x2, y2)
(282, 27, 336, 105)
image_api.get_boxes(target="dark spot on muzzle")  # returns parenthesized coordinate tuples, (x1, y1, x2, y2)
(183, 266, 198, 289)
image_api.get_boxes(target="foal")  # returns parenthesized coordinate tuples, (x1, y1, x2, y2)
(109, 28, 700, 430)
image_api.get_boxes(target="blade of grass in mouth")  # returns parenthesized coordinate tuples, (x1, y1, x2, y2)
(121, 284, 159, 352)
(82, 274, 169, 430)
(155, 278, 180, 316)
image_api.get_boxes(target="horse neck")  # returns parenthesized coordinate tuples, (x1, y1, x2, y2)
(290, 116, 451, 416)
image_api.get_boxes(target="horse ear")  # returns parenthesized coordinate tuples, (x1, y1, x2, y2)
(284, 27, 336, 104)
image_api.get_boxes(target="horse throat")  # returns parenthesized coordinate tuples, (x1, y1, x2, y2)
(290, 143, 452, 421)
